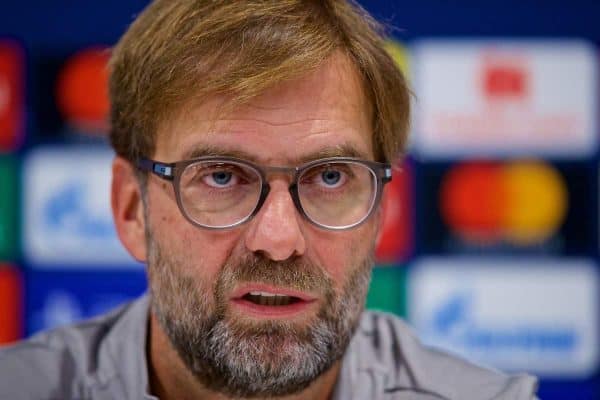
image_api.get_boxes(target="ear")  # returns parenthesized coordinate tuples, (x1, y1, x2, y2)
(111, 156, 147, 262)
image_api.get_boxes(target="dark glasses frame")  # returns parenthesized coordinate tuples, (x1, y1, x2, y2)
(137, 156, 392, 230)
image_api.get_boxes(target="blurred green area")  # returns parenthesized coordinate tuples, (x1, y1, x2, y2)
(366, 265, 407, 318)
(0, 156, 17, 260)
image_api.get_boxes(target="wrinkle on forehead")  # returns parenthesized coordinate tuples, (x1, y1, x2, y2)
(179, 118, 361, 140)
(181, 142, 369, 166)
(203, 117, 343, 128)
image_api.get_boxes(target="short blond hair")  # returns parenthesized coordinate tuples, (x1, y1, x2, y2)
(109, 0, 410, 164)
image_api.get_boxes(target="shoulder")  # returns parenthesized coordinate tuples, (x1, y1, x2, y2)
(345, 311, 539, 400)
(0, 298, 145, 400)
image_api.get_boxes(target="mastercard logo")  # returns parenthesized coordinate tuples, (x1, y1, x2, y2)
(0, 265, 22, 344)
(56, 47, 110, 134)
(440, 160, 568, 246)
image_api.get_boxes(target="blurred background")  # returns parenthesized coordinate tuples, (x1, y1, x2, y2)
(0, 1, 599, 398)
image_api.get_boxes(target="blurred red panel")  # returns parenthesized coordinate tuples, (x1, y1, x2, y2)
(0, 265, 23, 344)
(375, 162, 412, 264)
(0, 41, 24, 151)
(56, 47, 110, 134)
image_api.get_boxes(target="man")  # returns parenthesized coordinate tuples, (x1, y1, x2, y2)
(0, 1, 539, 399)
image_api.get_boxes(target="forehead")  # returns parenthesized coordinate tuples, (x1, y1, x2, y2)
(154, 53, 373, 164)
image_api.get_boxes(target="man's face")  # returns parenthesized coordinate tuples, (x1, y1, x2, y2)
(144, 53, 381, 397)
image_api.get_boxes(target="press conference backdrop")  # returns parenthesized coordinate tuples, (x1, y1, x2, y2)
(0, 1, 599, 398)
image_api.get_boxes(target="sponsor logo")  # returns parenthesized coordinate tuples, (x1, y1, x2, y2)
(23, 146, 141, 267)
(481, 54, 529, 101)
(0, 41, 24, 151)
(413, 40, 597, 158)
(409, 258, 599, 377)
(439, 160, 567, 246)
(0, 266, 22, 344)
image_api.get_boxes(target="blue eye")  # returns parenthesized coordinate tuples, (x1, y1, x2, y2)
(322, 170, 341, 185)
(202, 170, 239, 188)
(212, 171, 232, 185)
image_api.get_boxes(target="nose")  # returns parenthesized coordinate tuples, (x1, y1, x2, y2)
(244, 180, 306, 261)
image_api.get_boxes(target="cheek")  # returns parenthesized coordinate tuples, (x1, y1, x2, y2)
(147, 186, 242, 283)
(309, 222, 377, 288)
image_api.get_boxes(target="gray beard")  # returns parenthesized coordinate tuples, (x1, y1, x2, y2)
(146, 231, 373, 398)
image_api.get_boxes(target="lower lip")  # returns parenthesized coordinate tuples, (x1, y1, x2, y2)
(231, 298, 317, 318)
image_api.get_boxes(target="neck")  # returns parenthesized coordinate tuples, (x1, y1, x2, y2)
(147, 312, 341, 400)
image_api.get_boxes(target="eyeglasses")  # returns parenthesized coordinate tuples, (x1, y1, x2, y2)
(137, 156, 392, 230)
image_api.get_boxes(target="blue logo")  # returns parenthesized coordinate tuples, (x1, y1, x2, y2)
(44, 182, 115, 239)
(426, 292, 578, 354)
(23, 146, 141, 267)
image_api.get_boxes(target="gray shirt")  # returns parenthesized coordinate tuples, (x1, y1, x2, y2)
(0, 295, 538, 400)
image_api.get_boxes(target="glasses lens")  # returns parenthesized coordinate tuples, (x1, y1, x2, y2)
(298, 161, 377, 228)
(179, 160, 262, 228)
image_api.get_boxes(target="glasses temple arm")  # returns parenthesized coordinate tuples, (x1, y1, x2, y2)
(137, 158, 175, 181)
(381, 165, 392, 184)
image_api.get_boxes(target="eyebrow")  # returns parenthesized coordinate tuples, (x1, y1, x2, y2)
(181, 143, 370, 165)
(183, 145, 257, 162)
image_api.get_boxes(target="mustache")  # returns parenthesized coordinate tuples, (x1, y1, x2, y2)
(217, 253, 333, 295)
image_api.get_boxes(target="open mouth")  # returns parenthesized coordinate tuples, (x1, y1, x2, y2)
(231, 285, 317, 317)
(242, 292, 303, 306)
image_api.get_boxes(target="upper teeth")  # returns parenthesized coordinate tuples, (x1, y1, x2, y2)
(249, 291, 289, 297)
(244, 292, 296, 306)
